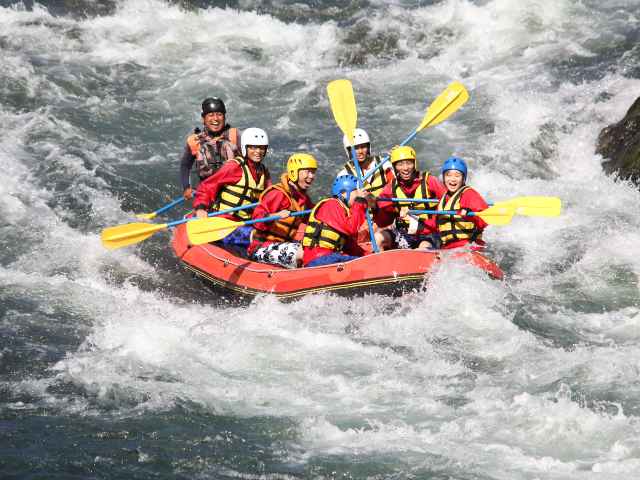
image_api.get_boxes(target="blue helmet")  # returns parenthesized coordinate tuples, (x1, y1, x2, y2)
(442, 156, 468, 181)
(332, 174, 358, 203)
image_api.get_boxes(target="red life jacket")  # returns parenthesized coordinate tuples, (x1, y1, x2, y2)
(186, 125, 239, 179)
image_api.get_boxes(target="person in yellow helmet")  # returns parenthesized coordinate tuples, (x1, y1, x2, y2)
(373, 145, 446, 249)
(248, 153, 317, 268)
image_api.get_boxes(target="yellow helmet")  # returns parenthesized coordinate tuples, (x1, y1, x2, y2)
(287, 153, 318, 182)
(390, 145, 417, 164)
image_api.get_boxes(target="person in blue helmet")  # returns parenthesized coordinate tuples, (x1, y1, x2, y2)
(301, 175, 373, 267)
(423, 157, 489, 250)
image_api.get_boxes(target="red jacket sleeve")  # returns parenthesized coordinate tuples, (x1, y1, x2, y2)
(315, 199, 367, 236)
(193, 162, 242, 210)
(333, 200, 367, 257)
(252, 189, 290, 231)
(460, 188, 489, 230)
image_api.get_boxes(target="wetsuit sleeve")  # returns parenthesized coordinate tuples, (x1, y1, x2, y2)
(193, 162, 242, 211)
(180, 144, 195, 190)
(252, 189, 289, 231)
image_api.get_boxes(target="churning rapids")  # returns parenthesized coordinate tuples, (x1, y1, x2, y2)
(2, 1, 640, 478)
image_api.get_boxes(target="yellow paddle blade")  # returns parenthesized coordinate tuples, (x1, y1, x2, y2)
(135, 212, 157, 220)
(101, 222, 168, 250)
(186, 216, 243, 245)
(417, 81, 469, 132)
(475, 204, 515, 226)
(498, 196, 562, 217)
(327, 79, 358, 142)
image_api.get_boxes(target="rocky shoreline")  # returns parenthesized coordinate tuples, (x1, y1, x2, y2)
(597, 96, 640, 185)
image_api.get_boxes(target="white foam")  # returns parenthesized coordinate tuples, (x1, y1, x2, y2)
(3, 1, 640, 477)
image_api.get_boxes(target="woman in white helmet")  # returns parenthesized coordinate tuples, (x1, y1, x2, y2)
(335, 128, 394, 197)
(193, 127, 272, 247)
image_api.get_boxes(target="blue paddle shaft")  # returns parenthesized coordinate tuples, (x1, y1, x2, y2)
(408, 209, 481, 217)
(378, 198, 493, 206)
(166, 202, 260, 228)
(377, 197, 438, 203)
(239, 209, 312, 227)
(349, 142, 379, 253)
(153, 195, 186, 216)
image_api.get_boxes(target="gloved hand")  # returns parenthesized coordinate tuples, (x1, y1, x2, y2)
(457, 208, 469, 217)
(276, 209, 291, 219)
(399, 206, 409, 219)
(183, 187, 193, 200)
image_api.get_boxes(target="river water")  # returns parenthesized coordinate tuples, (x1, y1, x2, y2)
(2, 1, 640, 478)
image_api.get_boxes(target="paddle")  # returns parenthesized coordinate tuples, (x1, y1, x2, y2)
(327, 79, 379, 253)
(499, 196, 562, 217)
(379, 196, 562, 217)
(408, 204, 516, 226)
(101, 202, 259, 250)
(187, 209, 313, 246)
(362, 81, 469, 182)
(135, 192, 195, 220)
(377, 197, 440, 204)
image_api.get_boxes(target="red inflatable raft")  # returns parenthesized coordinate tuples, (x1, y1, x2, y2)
(171, 224, 503, 300)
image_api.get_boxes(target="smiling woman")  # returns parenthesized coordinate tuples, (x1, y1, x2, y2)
(3, 0, 640, 479)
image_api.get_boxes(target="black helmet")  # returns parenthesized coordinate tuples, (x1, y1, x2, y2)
(201, 97, 226, 116)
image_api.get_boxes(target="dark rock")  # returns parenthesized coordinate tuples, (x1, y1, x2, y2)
(597, 96, 640, 184)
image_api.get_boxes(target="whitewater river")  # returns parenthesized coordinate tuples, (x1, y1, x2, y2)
(2, 1, 640, 478)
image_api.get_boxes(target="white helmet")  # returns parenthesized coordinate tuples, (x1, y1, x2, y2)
(241, 127, 269, 156)
(342, 128, 371, 157)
